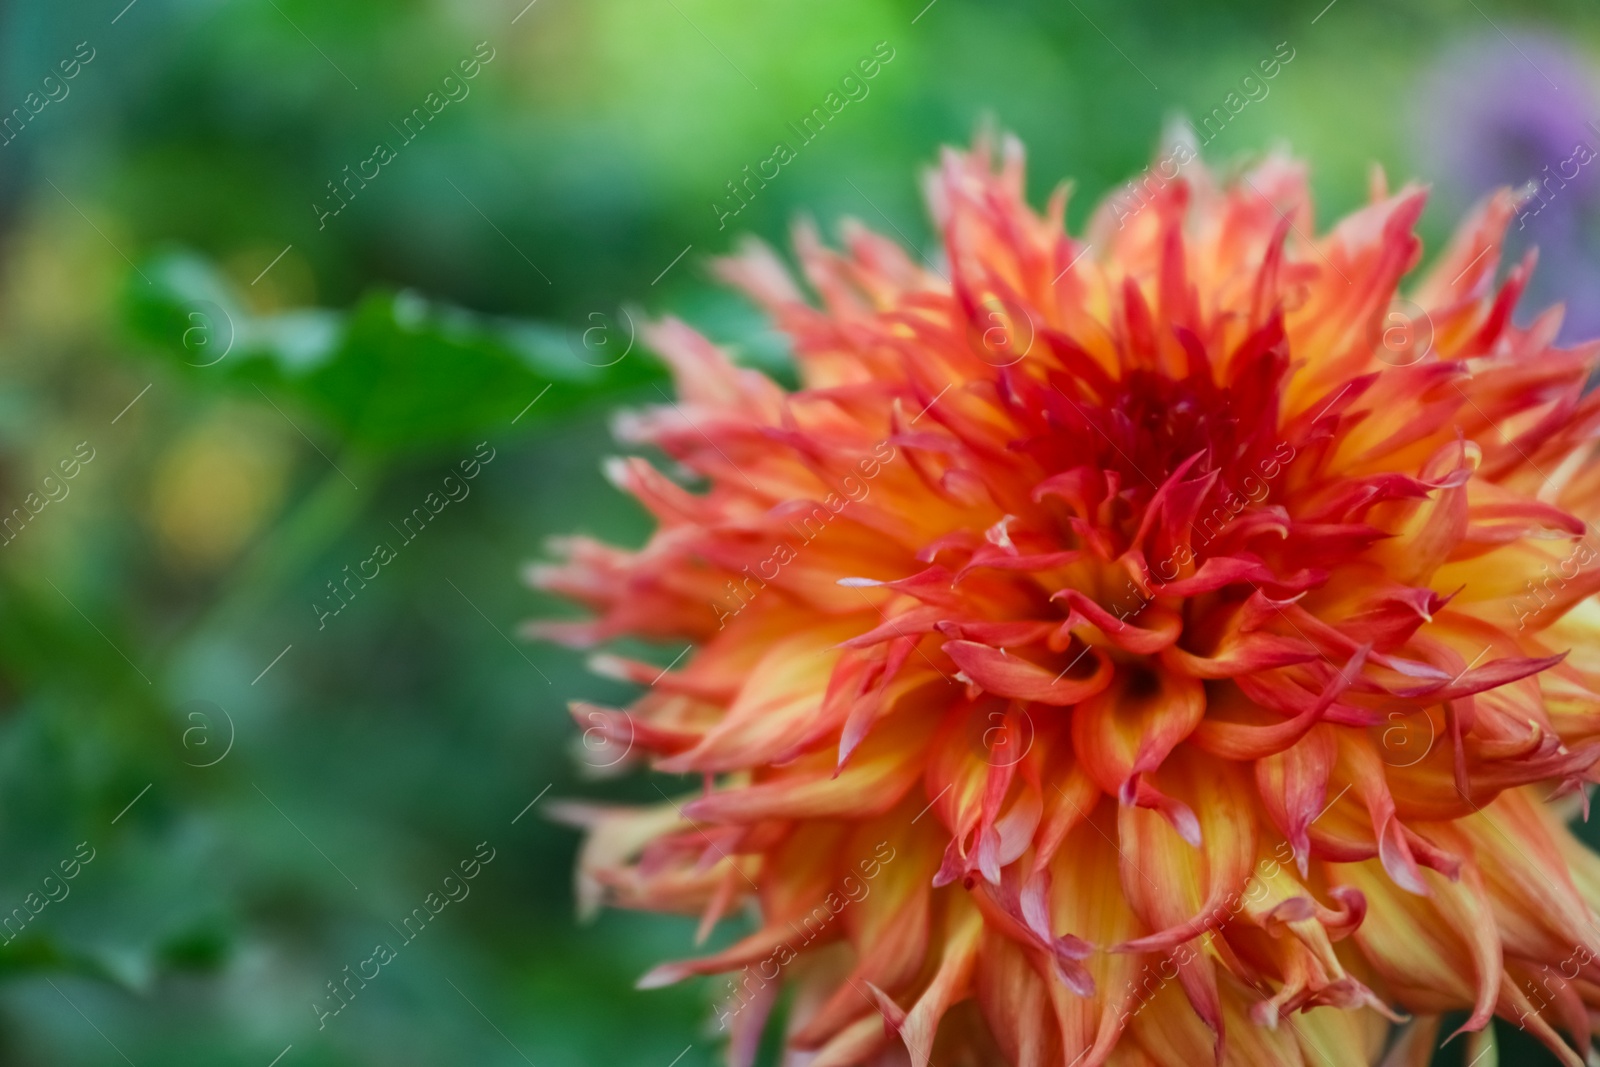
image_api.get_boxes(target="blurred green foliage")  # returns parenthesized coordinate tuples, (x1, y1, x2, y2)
(125, 252, 663, 452)
(0, 0, 1591, 1064)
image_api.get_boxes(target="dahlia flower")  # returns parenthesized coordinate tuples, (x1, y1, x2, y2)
(536, 134, 1600, 1066)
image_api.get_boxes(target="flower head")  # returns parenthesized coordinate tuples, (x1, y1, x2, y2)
(537, 134, 1600, 1066)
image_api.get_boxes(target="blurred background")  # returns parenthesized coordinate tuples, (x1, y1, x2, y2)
(0, 0, 1594, 1063)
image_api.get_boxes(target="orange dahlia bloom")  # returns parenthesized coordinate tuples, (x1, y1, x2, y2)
(536, 135, 1600, 1066)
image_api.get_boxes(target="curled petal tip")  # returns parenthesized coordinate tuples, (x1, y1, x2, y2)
(636, 963, 687, 990)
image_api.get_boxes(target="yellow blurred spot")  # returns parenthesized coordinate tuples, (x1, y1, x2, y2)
(149, 411, 290, 570)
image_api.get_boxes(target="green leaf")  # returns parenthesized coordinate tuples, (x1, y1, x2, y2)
(0, 934, 120, 985)
(122, 251, 663, 454)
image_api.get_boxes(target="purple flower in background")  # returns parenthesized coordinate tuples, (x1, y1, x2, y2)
(1413, 33, 1600, 340)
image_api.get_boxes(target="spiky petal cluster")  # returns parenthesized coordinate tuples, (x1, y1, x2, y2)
(535, 136, 1600, 1066)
